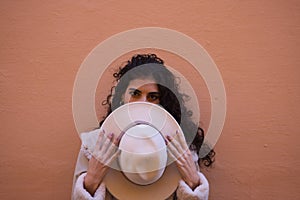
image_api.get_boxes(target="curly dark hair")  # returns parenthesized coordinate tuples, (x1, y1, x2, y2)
(100, 54, 215, 167)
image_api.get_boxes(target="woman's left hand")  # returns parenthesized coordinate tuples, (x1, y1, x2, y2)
(166, 132, 201, 190)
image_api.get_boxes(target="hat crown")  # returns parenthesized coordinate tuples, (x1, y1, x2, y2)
(118, 124, 167, 185)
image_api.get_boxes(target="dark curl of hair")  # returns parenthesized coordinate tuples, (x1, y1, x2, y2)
(100, 54, 215, 167)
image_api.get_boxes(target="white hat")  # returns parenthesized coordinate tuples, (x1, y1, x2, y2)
(83, 102, 184, 200)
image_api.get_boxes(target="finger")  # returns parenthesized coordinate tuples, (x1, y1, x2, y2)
(103, 141, 118, 161)
(162, 133, 169, 145)
(105, 149, 121, 166)
(176, 130, 189, 152)
(114, 131, 125, 146)
(167, 147, 176, 160)
(94, 129, 105, 153)
(167, 136, 181, 158)
(167, 135, 184, 155)
(167, 148, 183, 166)
(100, 133, 114, 155)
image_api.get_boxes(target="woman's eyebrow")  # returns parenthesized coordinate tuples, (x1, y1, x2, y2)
(128, 88, 141, 93)
(148, 92, 160, 95)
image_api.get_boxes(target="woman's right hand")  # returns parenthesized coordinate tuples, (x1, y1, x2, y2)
(84, 130, 120, 196)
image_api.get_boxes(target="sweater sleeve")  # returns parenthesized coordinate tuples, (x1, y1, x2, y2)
(73, 172, 106, 200)
(176, 171, 209, 200)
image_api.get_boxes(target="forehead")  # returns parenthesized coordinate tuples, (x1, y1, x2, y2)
(127, 78, 158, 89)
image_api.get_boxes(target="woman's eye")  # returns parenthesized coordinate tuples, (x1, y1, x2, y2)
(129, 90, 140, 97)
(148, 94, 159, 101)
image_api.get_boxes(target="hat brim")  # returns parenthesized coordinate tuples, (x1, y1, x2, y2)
(100, 102, 182, 199)
(104, 163, 179, 200)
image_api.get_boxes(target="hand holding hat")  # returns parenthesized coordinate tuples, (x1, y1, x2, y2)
(84, 130, 120, 195)
(166, 131, 201, 190)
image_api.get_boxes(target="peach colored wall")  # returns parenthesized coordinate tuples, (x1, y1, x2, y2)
(1, 0, 299, 199)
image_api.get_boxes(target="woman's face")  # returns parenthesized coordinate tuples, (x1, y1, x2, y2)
(124, 77, 160, 104)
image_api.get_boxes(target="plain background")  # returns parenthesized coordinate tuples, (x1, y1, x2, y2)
(1, 0, 299, 199)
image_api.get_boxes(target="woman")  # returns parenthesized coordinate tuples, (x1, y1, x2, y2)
(72, 54, 215, 200)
